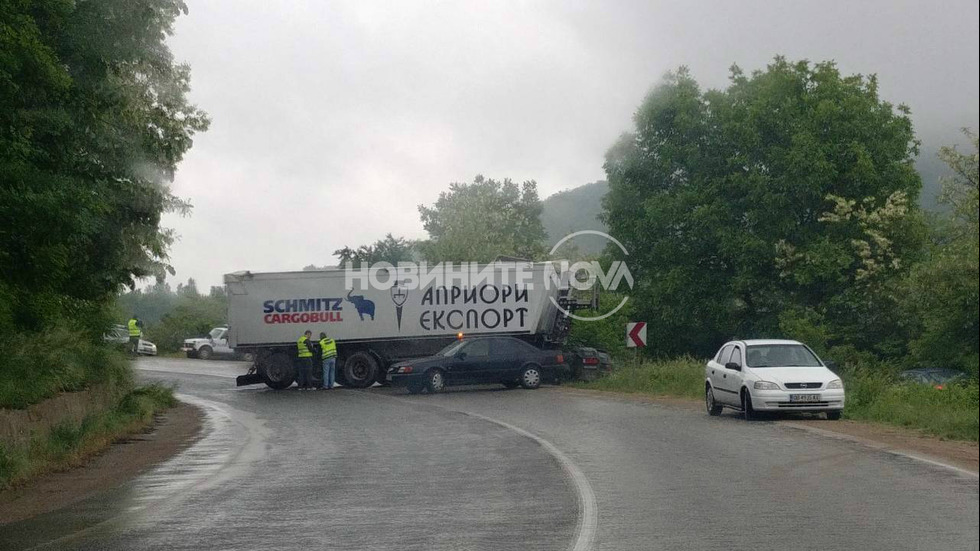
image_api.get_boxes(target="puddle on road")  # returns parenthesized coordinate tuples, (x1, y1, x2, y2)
(0, 395, 267, 550)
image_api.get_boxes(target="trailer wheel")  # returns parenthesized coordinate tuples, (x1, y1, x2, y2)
(343, 351, 379, 388)
(262, 353, 295, 390)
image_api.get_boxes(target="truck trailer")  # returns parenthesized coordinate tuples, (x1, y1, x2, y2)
(226, 262, 590, 389)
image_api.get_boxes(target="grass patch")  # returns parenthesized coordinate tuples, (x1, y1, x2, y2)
(0, 328, 131, 409)
(572, 356, 704, 400)
(0, 383, 177, 489)
(574, 356, 979, 442)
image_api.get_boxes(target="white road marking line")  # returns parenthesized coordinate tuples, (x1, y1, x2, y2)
(358, 391, 598, 551)
(462, 411, 599, 551)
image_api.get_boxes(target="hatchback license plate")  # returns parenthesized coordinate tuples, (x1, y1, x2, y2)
(790, 394, 821, 402)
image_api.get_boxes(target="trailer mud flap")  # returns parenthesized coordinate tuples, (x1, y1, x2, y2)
(236, 373, 264, 386)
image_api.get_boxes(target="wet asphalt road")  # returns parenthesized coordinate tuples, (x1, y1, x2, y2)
(2, 357, 978, 551)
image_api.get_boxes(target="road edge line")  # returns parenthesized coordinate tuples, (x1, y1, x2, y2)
(461, 411, 598, 551)
(355, 391, 598, 551)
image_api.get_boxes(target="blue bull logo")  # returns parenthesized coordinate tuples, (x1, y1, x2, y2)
(346, 289, 375, 320)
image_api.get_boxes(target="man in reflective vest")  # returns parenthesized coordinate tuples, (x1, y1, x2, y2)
(319, 332, 338, 389)
(296, 330, 315, 390)
(127, 315, 142, 356)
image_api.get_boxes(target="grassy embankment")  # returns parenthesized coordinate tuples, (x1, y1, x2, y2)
(0, 384, 176, 489)
(575, 356, 980, 442)
(0, 328, 178, 489)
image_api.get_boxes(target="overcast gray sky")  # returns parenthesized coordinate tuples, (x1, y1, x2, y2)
(163, 0, 979, 290)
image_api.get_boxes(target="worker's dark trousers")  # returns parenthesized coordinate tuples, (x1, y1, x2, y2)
(296, 358, 313, 388)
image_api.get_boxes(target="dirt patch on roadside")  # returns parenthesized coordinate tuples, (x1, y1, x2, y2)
(0, 402, 203, 525)
(556, 386, 978, 474)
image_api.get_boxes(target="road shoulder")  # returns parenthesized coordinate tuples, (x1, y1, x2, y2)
(556, 386, 979, 474)
(0, 401, 204, 525)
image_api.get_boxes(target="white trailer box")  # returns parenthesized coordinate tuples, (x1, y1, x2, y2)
(225, 263, 573, 388)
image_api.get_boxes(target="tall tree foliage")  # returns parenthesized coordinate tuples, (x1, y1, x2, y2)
(0, 0, 208, 335)
(904, 131, 979, 373)
(602, 59, 923, 356)
(418, 175, 547, 263)
(333, 233, 417, 267)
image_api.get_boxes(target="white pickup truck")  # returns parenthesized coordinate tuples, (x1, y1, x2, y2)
(182, 326, 253, 361)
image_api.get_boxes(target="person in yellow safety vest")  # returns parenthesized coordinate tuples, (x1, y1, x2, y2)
(296, 330, 315, 390)
(127, 315, 142, 356)
(319, 332, 338, 389)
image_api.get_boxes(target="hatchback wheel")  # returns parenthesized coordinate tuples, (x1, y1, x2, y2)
(705, 385, 722, 416)
(426, 369, 445, 393)
(520, 366, 541, 389)
(741, 391, 756, 420)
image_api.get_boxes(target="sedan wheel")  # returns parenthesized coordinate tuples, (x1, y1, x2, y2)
(426, 369, 445, 393)
(520, 366, 541, 389)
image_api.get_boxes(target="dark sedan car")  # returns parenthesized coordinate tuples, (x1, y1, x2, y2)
(899, 368, 971, 389)
(387, 336, 567, 394)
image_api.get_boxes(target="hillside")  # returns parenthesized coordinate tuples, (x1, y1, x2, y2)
(541, 181, 610, 256)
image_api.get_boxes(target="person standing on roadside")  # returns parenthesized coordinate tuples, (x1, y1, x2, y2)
(319, 332, 338, 389)
(127, 314, 142, 356)
(296, 330, 315, 390)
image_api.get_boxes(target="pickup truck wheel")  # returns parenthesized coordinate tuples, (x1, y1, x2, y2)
(343, 351, 378, 388)
(520, 365, 541, 389)
(197, 346, 213, 360)
(262, 353, 295, 390)
(426, 369, 446, 393)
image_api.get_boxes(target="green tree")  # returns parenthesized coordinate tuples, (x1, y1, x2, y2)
(418, 175, 547, 262)
(602, 59, 923, 356)
(333, 233, 416, 266)
(147, 293, 228, 353)
(0, 0, 208, 336)
(904, 130, 979, 374)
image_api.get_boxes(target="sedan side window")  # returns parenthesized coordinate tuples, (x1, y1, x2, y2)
(730, 347, 742, 367)
(466, 339, 490, 358)
(717, 345, 733, 364)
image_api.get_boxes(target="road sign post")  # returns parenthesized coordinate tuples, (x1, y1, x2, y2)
(626, 321, 647, 367)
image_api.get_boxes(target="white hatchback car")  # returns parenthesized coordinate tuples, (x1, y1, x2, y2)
(704, 339, 844, 420)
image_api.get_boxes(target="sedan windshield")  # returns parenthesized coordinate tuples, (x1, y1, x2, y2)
(437, 340, 467, 357)
(746, 344, 822, 367)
